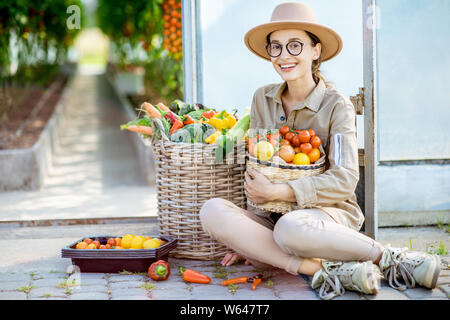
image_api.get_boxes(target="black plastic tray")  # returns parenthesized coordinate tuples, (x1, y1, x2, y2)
(61, 235, 177, 273)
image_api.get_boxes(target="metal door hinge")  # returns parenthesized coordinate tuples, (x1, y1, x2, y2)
(350, 87, 365, 115)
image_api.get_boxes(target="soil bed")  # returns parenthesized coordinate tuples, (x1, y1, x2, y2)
(0, 77, 68, 150)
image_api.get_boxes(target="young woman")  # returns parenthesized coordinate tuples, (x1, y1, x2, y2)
(200, 2, 441, 300)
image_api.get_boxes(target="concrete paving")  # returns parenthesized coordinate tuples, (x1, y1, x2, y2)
(0, 222, 448, 301)
(0, 72, 448, 301)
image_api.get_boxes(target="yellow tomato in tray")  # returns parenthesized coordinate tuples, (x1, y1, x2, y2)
(76, 242, 88, 249)
(121, 234, 135, 249)
(154, 238, 166, 246)
(143, 239, 161, 249)
(131, 236, 146, 249)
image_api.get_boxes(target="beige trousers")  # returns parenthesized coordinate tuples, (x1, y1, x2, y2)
(199, 198, 384, 275)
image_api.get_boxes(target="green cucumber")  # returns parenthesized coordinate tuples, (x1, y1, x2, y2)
(215, 109, 250, 162)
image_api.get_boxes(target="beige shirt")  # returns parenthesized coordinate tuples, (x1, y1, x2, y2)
(249, 79, 365, 231)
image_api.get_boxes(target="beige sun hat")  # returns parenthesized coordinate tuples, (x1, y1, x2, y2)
(244, 2, 343, 62)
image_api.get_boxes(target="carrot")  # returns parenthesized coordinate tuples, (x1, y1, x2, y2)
(251, 278, 262, 290)
(169, 119, 184, 135)
(183, 115, 195, 125)
(180, 267, 211, 284)
(125, 125, 153, 136)
(156, 102, 171, 113)
(221, 277, 248, 286)
(142, 102, 162, 119)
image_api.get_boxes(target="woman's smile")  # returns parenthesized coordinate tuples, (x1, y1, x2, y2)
(279, 63, 298, 72)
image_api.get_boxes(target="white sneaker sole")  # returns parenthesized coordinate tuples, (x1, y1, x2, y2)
(422, 254, 441, 289)
(360, 262, 380, 294)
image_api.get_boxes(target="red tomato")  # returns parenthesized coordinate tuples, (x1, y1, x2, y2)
(249, 142, 256, 156)
(308, 148, 321, 163)
(267, 133, 280, 148)
(285, 132, 295, 142)
(298, 130, 311, 143)
(92, 240, 101, 249)
(300, 143, 313, 154)
(310, 135, 321, 149)
(291, 135, 301, 147)
(267, 132, 281, 142)
(280, 126, 290, 136)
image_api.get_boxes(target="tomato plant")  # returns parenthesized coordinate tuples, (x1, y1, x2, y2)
(0, 0, 83, 119)
(97, 0, 183, 103)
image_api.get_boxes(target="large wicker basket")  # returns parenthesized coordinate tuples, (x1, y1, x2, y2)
(246, 154, 326, 214)
(150, 120, 247, 260)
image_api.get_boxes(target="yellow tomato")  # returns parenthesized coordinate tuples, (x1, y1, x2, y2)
(293, 153, 311, 165)
(121, 234, 135, 249)
(143, 239, 161, 249)
(131, 236, 146, 249)
(254, 141, 275, 161)
(153, 238, 165, 246)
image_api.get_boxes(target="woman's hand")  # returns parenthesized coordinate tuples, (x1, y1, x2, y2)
(245, 168, 297, 204)
(221, 252, 251, 267)
(245, 168, 274, 204)
(244, 168, 279, 204)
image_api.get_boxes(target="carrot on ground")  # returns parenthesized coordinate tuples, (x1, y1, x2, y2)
(125, 125, 153, 136)
(252, 278, 262, 290)
(221, 277, 248, 286)
(142, 102, 162, 119)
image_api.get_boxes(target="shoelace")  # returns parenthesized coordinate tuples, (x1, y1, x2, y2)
(384, 248, 416, 291)
(318, 274, 345, 300)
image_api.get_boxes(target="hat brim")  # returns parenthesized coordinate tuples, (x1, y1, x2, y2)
(244, 21, 343, 62)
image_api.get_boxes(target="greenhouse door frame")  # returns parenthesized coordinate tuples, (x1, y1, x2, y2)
(360, 0, 378, 240)
(181, 0, 203, 104)
(182, 0, 379, 240)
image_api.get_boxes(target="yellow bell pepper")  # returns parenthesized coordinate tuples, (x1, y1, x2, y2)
(205, 130, 222, 144)
(208, 110, 237, 130)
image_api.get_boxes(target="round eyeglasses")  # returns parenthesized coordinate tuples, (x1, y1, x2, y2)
(265, 40, 304, 58)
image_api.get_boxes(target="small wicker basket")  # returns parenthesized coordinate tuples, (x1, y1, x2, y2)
(246, 154, 326, 214)
(149, 119, 246, 260)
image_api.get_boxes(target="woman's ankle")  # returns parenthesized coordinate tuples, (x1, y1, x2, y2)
(298, 258, 323, 276)
(373, 246, 385, 265)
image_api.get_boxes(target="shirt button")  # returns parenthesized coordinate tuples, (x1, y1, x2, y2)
(280, 116, 285, 121)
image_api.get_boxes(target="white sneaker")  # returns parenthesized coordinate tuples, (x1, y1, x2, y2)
(378, 245, 441, 290)
(311, 260, 381, 300)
